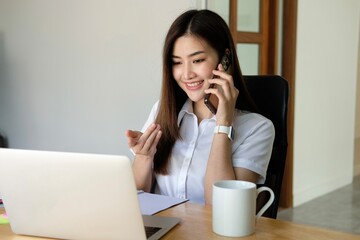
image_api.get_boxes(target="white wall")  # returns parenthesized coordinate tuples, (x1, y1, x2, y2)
(355, 22, 360, 176)
(293, 0, 360, 206)
(0, 0, 201, 157)
(356, 25, 360, 140)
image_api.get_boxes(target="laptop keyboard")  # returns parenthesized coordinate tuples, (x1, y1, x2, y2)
(145, 226, 162, 238)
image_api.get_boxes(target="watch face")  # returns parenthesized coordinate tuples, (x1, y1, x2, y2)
(229, 127, 234, 141)
(214, 126, 234, 141)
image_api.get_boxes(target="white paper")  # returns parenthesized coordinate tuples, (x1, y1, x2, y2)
(138, 192, 188, 215)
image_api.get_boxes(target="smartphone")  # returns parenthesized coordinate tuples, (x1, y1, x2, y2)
(204, 51, 231, 114)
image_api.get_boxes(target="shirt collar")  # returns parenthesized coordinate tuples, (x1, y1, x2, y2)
(177, 99, 216, 126)
(177, 99, 194, 126)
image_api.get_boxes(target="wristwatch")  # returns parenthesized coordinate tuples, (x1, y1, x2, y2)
(214, 125, 234, 141)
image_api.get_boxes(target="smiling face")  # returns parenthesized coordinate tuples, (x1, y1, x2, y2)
(172, 35, 219, 103)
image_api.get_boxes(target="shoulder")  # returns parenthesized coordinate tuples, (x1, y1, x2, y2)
(151, 100, 160, 111)
(233, 110, 274, 140)
(141, 100, 160, 132)
(146, 100, 160, 117)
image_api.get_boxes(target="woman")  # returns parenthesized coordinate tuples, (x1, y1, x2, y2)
(126, 9, 275, 204)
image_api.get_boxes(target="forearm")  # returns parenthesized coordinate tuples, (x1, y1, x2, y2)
(204, 133, 236, 204)
(132, 156, 154, 192)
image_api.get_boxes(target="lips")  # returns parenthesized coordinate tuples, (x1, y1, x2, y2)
(185, 80, 204, 90)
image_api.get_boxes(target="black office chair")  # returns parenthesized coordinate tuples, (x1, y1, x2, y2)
(243, 75, 289, 219)
(0, 133, 8, 148)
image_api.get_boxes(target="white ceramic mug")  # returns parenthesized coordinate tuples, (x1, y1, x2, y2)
(212, 180, 275, 237)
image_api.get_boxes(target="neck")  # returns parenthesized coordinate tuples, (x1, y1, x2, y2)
(193, 100, 213, 124)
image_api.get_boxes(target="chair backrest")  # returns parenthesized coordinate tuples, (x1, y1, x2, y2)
(243, 75, 289, 219)
(0, 133, 7, 148)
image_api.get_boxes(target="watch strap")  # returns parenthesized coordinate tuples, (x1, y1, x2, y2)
(214, 125, 234, 141)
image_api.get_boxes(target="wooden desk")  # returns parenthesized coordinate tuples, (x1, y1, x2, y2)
(1, 203, 359, 240)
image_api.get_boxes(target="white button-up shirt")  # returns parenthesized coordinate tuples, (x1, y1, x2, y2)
(140, 99, 274, 204)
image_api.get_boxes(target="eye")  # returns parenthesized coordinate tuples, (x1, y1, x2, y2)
(193, 59, 205, 64)
(172, 61, 181, 66)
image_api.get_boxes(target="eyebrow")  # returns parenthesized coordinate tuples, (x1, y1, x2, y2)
(172, 51, 206, 59)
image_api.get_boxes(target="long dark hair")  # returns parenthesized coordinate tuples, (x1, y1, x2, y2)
(154, 9, 256, 174)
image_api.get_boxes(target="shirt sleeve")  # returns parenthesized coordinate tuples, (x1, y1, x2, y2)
(231, 112, 275, 184)
(141, 100, 160, 132)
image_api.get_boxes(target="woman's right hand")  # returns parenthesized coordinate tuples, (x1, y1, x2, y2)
(125, 123, 162, 160)
(126, 123, 162, 191)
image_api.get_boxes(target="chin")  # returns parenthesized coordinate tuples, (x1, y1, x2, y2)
(189, 95, 205, 103)
(184, 88, 207, 103)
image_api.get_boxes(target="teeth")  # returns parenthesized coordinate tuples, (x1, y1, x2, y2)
(186, 81, 203, 87)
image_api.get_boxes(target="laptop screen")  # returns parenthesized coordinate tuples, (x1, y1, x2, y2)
(0, 149, 147, 240)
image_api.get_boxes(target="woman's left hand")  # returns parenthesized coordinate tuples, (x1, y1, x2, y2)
(204, 63, 239, 126)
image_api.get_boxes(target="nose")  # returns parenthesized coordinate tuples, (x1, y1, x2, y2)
(184, 63, 196, 80)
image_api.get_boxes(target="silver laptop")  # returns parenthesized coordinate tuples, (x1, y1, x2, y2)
(0, 148, 180, 240)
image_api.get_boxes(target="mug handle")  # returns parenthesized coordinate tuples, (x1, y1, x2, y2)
(255, 186, 275, 220)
